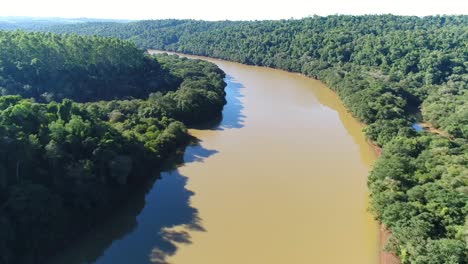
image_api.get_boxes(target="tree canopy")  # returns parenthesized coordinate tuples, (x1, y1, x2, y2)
(37, 15, 468, 263)
(0, 31, 226, 264)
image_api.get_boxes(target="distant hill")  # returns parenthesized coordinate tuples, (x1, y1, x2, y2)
(0, 16, 131, 30)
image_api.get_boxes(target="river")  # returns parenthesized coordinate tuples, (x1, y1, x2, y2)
(51, 52, 379, 264)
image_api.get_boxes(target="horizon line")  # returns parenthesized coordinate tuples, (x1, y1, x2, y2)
(1, 13, 467, 22)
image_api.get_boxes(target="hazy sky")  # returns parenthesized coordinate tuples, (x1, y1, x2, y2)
(1, 0, 467, 20)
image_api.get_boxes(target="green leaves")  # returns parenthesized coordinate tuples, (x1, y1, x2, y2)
(369, 135, 467, 262)
(0, 31, 176, 102)
(0, 40, 226, 263)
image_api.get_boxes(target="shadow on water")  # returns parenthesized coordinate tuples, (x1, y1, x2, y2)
(49, 139, 218, 264)
(183, 140, 219, 163)
(49, 72, 245, 264)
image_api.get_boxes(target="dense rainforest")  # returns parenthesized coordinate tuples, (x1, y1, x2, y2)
(38, 15, 468, 263)
(0, 31, 226, 264)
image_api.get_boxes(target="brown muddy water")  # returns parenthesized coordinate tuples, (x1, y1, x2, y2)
(50, 51, 379, 264)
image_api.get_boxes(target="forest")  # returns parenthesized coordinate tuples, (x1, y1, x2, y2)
(0, 31, 226, 264)
(37, 15, 468, 263)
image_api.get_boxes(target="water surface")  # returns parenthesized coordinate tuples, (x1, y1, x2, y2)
(51, 52, 379, 264)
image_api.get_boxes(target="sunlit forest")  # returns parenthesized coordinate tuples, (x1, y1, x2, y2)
(0, 14, 467, 264)
(0, 31, 226, 264)
(37, 15, 468, 263)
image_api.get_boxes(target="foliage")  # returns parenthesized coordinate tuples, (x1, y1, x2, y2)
(369, 135, 467, 263)
(0, 32, 226, 264)
(36, 15, 468, 263)
(0, 31, 180, 102)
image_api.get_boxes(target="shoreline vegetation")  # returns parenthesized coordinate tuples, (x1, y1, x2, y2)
(154, 49, 394, 263)
(380, 224, 401, 264)
(38, 15, 468, 263)
(0, 31, 227, 264)
(157, 50, 393, 264)
(370, 141, 398, 264)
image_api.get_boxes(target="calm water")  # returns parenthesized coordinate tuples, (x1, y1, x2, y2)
(51, 52, 379, 264)
(412, 123, 424, 132)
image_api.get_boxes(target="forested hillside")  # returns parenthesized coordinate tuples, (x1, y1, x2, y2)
(40, 15, 468, 263)
(0, 31, 182, 102)
(0, 31, 226, 264)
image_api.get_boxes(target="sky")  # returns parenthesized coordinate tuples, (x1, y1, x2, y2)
(0, 0, 467, 20)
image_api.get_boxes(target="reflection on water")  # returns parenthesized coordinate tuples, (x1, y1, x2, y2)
(412, 123, 424, 132)
(52, 52, 379, 264)
(217, 75, 246, 130)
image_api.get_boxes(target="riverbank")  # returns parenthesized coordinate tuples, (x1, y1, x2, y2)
(418, 122, 449, 137)
(380, 225, 401, 264)
(59, 50, 379, 264)
(153, 50, 394, 264)
(370, 141, 400, 264)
